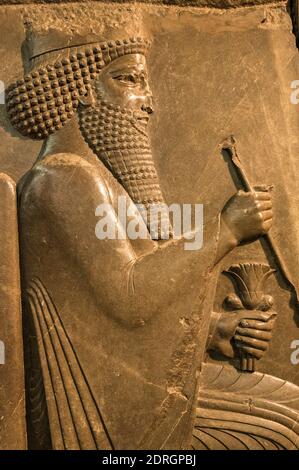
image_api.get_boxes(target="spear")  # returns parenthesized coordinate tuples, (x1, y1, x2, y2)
(221, 136, 298, 370)
(221, 136, 296, 292)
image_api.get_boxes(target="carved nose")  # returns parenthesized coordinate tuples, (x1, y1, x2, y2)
(141, 103, 154, 115)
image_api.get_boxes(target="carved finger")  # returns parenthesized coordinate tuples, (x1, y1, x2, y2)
(254, 191, 271, 201)
(254, 184, 274, 193)
(234, 344, 265, 359)
(256, 201, 272, 211)
(240, 318, 276, 330)
(239, 310, 276, 322)
(261, 210, 273, 221)
(234, 335, 269, 351)
(262, 223, 273, 235)
(235, 327, 272, 341)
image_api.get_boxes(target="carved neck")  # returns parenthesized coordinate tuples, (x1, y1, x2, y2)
(40, 114, 96, 161)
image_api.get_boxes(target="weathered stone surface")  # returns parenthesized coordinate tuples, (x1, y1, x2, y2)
(0, 0, 289, 8)
(0, 174, 25, 450)
(0, 0, 299, 451)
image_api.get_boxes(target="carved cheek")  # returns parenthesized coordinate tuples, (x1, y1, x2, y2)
(102, 79, 131, 106)
(110, 87, 143, 111)
(126, 91, 143, 108)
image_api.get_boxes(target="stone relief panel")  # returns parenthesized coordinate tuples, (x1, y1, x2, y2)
(0, 0, 298, 450)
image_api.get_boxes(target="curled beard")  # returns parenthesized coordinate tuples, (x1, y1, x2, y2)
(78, 100, 172, 239)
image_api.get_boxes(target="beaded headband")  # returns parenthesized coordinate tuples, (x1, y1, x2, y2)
(6, 37, 150, 140)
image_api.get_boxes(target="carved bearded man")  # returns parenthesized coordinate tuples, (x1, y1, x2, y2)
(7, 29, 275, 449)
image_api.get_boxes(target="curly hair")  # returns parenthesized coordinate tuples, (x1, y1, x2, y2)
(6, 37, 150, 140)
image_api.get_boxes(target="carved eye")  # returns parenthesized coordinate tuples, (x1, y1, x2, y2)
(113, 73, 138, 85)
(127, 74, 137, 83)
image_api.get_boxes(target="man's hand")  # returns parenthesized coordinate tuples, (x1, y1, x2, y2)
(221, 186, 273, 245)
(208, 310, 277, 359)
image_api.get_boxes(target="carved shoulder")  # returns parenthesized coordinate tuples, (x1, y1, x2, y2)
(19, 152, 114, 212)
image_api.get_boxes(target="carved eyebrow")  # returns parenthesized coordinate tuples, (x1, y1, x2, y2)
(110, 68, 138, 76)
(110, 64, 146, 75)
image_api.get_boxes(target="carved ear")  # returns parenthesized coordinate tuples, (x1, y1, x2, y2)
(78, 90, 96, 107)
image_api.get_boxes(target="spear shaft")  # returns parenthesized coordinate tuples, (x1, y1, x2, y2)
(221, 136, 298, 372)
(222, 136, 296, 294)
